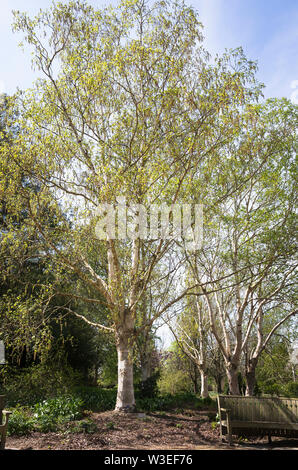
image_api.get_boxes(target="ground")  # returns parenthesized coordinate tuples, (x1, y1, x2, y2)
(6, 409, 298, 451)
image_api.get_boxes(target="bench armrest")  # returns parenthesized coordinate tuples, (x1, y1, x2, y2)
(0, 410, 12, 450)
(220, 407, 230, 413)
(1, 410, 12, 427)
(217, 406, 232, 444)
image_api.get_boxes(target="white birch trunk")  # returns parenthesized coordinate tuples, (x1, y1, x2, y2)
(200, 370, 209, 398)
(115, 333, 136, 412)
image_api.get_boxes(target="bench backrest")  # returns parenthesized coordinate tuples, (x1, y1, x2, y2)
(217, 395, 298, 424)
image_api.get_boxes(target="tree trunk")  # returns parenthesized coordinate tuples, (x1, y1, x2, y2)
(193, 366, 199, 394)
(226, 363, 240, 395)
(245, 370, 256, 396)
(215, 374, 224, 393)
(200, 370, 209, 398)
(245, 358, 258, 396)
(115, 332, 136, 412)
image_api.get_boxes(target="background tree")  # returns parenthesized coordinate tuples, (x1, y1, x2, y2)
(157, 342, 196, 395)
(255, 326, 298, 396)
(184, 98, 297, 394)
(0, 95, 113, 394)
(169, 290, 211, 398)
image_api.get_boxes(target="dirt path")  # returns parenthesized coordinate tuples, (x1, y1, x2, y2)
(6, 409, 298, 451)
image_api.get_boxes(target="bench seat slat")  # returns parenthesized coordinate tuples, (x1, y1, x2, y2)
(221, 420, 298, 430)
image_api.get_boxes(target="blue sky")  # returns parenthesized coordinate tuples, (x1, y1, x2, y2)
(0, 0, 298, 102)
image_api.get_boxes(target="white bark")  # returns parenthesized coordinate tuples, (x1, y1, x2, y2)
(200, 370, 209, 398)
(115, 334, 136, 412)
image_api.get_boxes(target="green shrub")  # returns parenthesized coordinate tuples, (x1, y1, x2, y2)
(157, 370, 193, 395)
(136, 371, 160, 399)
(253, 381, 262, 397)
(2, 362, 81, 407)
(259, 382, 281, 396)
(136, 392, 198, 412)
(282, 381, 298, 398)
(33, 396, 84, 431)
(195, 396, 215, 408)
(72, 386, 117, 411)
(7, 406, 35, 436)
(34, 414, 59, 433)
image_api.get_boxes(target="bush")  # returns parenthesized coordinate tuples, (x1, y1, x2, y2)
(195, 396, 214, 408)
(282, 381, 298, 398)
(2, 362, 81, 407)
(7, 406, 35, 436)
(33, 396, 84, 432)
(136, 372, 160, 399)
(157, 370, 193, 395)
(259, 382, 281, 396)
(72, 386, 117, 411)
(136, 392, 198, 412)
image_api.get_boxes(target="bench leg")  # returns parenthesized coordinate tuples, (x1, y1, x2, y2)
(227, 428, 232, 445)
(0, 412, 12, 450)
(268, 433, 272, 445)
(226, 413, 233, 445)
(0, 431, 5, 450)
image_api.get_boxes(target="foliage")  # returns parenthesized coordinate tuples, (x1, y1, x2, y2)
(282, 382, 298, 398)
(6, 389, 207, 435)
(7, 406, 35, 436)
(195, 396, 214, 408)
(64, 418, 98, 434)
(0, 0, 296, 409)
(33, 396, 84, 432)
(136, 371, 160, 398)
(1, 361, 82, 407)
(157, 346, 198, 395)
(97, 346, 118, 387)
(136, 392, 199, 412)
(158, 368, 193, 395)
(3, 0, 268, 411)
(7, 396, 84, 435)
(256, 338, 295, 396)
(72, 386, 117, 411)
(72, 387, 210, 413)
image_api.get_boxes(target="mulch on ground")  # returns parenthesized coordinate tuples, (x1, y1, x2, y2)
(6, 409, 298, 451)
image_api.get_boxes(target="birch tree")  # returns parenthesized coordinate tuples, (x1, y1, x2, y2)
(3, 0, 263, 410)
(185, 98, 297, 394)
(244, 284, 297, 395)
(169, 285, 211, 398)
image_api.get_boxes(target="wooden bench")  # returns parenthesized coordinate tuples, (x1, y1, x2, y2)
(0, 395, 12, 450)
(217, 394, 298, 445)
